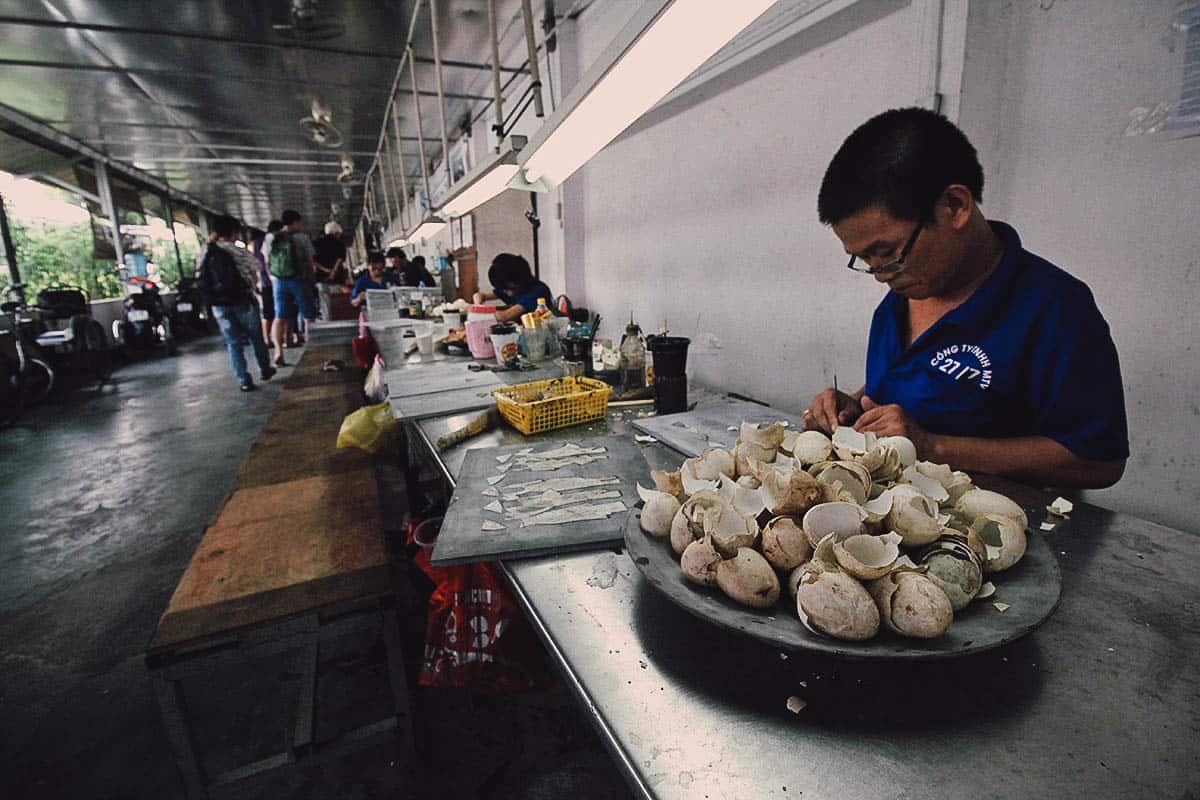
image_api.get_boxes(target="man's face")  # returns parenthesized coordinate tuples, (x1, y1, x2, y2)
(369, 262, 384, 279)
(832, 206, 958, 300)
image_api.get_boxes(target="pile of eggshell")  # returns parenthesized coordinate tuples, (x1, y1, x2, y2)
(637, 423, 1030, 641)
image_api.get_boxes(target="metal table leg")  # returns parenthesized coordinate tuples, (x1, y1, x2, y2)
(152, 671, 210, 800)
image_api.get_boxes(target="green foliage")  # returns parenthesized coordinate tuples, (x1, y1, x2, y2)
(3, 217, 121, 301)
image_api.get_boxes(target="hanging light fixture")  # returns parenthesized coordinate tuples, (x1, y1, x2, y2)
(511, 0, 775, 191)
(440, 136, 526, 218)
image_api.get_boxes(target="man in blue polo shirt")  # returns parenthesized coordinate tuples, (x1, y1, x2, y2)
(803, 108, 1127, 489)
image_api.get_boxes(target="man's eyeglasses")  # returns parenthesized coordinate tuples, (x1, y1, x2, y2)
(845, 221, 924, 275)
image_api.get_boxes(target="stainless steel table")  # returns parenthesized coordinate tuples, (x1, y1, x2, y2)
(406, 392, 1200, 800)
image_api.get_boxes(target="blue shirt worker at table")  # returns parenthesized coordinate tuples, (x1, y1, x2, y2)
(472, 253, 555, 323)
(803, 108, 1128, 489)
(350, 251, 399, 307)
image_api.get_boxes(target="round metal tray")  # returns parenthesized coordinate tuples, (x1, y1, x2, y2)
(623, 509, 1062, 660)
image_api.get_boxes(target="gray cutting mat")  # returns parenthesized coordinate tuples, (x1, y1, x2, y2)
(385, 363, 504, 398)
(390, 385, 498, 421)
(630, 396, 800, 457)
(431, 436, 649, 566)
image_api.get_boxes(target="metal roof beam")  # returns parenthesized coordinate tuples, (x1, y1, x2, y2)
(0, 101, 220, 215)
(0, 15, 528, 73)
(0, 59, 493, 99)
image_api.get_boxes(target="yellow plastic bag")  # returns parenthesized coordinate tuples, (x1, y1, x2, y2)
(337, 402, 399, 454)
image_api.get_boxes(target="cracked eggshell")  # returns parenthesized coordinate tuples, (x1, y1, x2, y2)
(796, 568, 880, 642)
(637, 483, 681, 537)
(761, 516, 813, 571)
(832, 426, 877, 455)
(955, 488, 1029, 532)
(801, 502, 867, 548)
(680, 536, 723, 587)
(868, 571, 954, 639)
(885, 485, 943, 547)
(761, 467, 826, 516)
(700, 448, 736, 481)
(791, 430, 833, 466)
(857, 445, 904, 483)
(716, 547, 781, 609)
(810, 461, 872, 505)
(717, 474, 766, 519)
(680, 458, 720, 497)
(739, 421, 787, 450)
(971, 513, 1028, 573)
(877, 436, 917, 468)
(920, 547, 983, 611)
(945, 472, 975, 504)
(651, 468, 684, 498)
(833, 532, 902, 580)
(670, 490, 724, 554)
(734, 441, 777, 477)
(703, 503, 759, 558)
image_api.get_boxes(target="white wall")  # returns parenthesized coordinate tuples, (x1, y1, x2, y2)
(557, 1, 930, 401)
(957, 0, 1200, 533)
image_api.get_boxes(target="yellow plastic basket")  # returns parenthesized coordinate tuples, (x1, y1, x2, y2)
(492, 376, 612, 435)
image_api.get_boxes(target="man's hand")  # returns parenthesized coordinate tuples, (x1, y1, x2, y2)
(471, 291, 485, 304)
(853, 396, 934, 455)
(803, 388, 863, 433)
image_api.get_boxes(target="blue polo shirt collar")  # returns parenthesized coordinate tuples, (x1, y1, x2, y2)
(881, 221, 1023, 363)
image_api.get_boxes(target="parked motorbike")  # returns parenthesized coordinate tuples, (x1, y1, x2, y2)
(172, 277, 212, 337)
(113, 276, 177, 356)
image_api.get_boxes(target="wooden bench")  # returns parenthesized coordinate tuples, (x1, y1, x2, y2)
(147, 345, 414, 799)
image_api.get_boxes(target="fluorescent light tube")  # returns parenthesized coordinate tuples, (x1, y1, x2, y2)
(405, 216, 447, 242)
(387, 238, 408, 248)
(441, 136, 526, 219)
(516, 0, 775, 191)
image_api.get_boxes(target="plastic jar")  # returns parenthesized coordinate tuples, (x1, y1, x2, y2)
(465, 305, 496, 359)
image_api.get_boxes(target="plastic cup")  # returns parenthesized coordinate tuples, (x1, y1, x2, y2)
(417, 332, 434, 355)
(522, 327, 547, 361)
(646, 335, 690, 414)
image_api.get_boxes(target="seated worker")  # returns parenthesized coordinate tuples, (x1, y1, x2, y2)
(804, 108, 1127, 489)
(384, 246, 407, 285)
(401, 255, 437, 288)
(350, 251, 398, 307)
(471, 253, 554, 324)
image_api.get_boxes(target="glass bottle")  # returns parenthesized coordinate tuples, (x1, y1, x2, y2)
(619, 316, 646, 393)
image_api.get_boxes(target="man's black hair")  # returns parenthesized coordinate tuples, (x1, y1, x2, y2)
(817, 107, 984, 225)
(267, 219, 284, 233)
(281, 209, 302, 226)
(411, 255, 426, 268)
(213, 214, 241, 239)
(385, 246, 407, 260)
(366, 250, 386, 265)
(488, 253, 533, 293)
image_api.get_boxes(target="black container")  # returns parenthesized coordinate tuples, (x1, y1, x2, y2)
(563, 334, 595, 378)
(646, 335, 690, 414)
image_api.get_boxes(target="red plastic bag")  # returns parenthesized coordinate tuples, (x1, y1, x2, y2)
(410, 519, 550, 691)
(352, 332, 378, 370)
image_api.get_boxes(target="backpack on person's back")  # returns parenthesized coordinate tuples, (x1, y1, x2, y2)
(268, 230, 306, 278)
(198, 243, 252, 307)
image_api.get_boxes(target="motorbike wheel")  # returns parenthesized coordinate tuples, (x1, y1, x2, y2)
(0, 359, 21, 428)
(19, 358, 55, 408)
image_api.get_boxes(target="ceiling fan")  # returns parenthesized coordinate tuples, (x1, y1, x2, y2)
(300, 98, 344, 148)
(272, 0, 345, 42)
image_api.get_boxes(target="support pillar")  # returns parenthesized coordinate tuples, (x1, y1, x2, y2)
(0, 192, 20, 297)
(94, 160, 125, 269)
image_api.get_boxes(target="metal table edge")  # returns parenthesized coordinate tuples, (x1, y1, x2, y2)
(408, 411, 655, 800)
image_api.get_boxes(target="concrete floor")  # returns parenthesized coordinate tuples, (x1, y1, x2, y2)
(0, 336, 633, 799)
